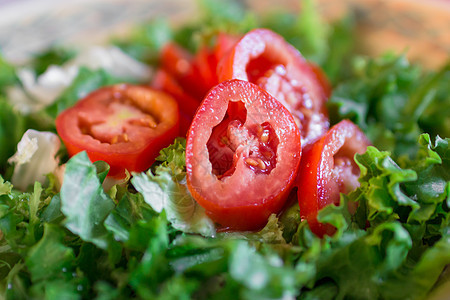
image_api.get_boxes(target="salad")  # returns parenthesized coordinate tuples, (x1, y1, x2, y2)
(0, 0, 449, 299)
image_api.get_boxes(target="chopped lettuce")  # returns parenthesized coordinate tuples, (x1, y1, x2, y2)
(0, 98, 26, 172)
(60, 152, 117, 251)
(328, 55, 450, 158)
(112, 18, 173, 64)
(0, 55, 17, 96)
(29, 47, 76, 76)
(132, 138, 216, 237)
(0, 0, 448, 299)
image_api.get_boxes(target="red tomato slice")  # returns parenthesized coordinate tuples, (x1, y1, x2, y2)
(191, 33, 241, 94)
(213, 32, 240, 62)
(152, 69, 200, 135)
(158, 33, 240, 103)
(186, 79, 301, 231)
(217, 28, 330, 146)
(160, 43, 210, 100)
(56, 84, 179, 177)
(194, 46, 220, 91)
(297, 120, 371, 237)
(159, 42, 193, 79)
(308, 61, 332, 99)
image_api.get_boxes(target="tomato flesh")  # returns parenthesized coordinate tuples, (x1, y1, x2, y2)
(297, 119, 371, 237)
(186, 79, 301, 231)
(56, 84, 179, 177)
(218, 28, 330, 146)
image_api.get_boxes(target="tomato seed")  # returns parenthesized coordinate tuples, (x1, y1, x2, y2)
(245, 157, 259, 167)
(257, 158, 266, 170)
(260, 130, 269, 143)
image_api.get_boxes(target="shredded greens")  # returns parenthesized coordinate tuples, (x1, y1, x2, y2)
(0, 0, 449, 299)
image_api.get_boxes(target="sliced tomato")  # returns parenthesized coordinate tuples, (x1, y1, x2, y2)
(190, 32, 241, 94)
(160, 43, 211, 100)
(308, 61, 332, 99)
(186, 79, 301, 231)
(194, 45, 220, 91)
(158, 33, 240, 101)
(152, 69, 199, 135)
(159, 42, 193, 79)
(217, 28, 330, 146)
(56, 84, 179, 177)
(213, 32, 240, 62)
(297, 120, 371, 237)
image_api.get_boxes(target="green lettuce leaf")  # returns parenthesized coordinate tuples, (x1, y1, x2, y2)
(29, 47, 76, 76)
(112, 18, 173, 64)
(132, 139, 215, 237)
(0, 98, 26, 171)
(60, 152, 116, 250)
(0, 55, 17, 96)
(25, 223, 75, 282)
(328, 55, 449, 158)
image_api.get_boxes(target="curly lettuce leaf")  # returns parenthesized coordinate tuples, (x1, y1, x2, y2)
(328, 55, 449, 158)
(291, 134, 450, 299)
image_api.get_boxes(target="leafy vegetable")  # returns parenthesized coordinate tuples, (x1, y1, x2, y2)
(132, 138, 215, 237)
(29, 47, 76, 76)
(328, 55, 450, 158)
(0, 99, 26, 172)
(112, 18, 173, 64)
(0, 55, 17, 96)
(60, 152, 116, 250)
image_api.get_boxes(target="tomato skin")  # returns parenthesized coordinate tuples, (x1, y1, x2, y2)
(152, 69, 200, 135)
(154, 34, 240, 135)
(297, 120, 371, 237)
(217, 28, 330, 146)
(308, 61, 332, 99)
(158, 33, 240, 98)
(160, 43, 213, 100)
(56, 84, 179, 177)
(213, 32, 240, 62)
(186, 79, 301, 231)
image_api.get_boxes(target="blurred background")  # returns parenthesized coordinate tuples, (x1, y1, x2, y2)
(0, 0, 449, 67)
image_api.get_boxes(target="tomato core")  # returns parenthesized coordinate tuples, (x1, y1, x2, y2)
(78, 99, 158, 145)
(206, 101, 279, 179)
